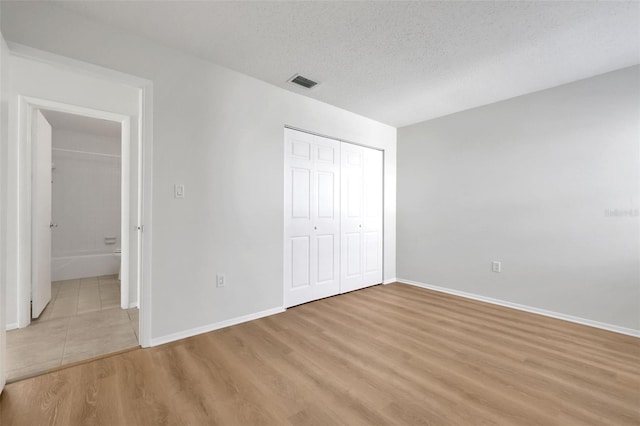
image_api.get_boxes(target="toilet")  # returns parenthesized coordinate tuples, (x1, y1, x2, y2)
(115, 248, 121, 280)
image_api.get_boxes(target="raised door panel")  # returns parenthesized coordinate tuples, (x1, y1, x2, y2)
(290, 135, 312, 162)
(346, 174, 362, 219)
(291, 168, 311, 220)
(345, 149, 362, 168)
(340, 143, 364, 293)
(316, 144, 336, 165)
(363, 231, 380, 273)
(314, 135, 340, 223)
(290, 236, 310, 289)
(316, 234, 335, 284)
(286, 233, 315, 307)
(345, 232, 362, 278)
(316, 171, 335, 220)
(342, 145, 363, 222)
(364, 150, 383, 221)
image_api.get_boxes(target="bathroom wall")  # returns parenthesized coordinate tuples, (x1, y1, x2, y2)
(51, 127, 121, 281)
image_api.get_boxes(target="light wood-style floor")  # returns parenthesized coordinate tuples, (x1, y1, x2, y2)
(1, 283, 638, 425)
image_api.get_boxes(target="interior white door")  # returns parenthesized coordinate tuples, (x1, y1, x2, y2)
(123, 118, 139, 310)
(284, 129, 341, 307)
(32, 109, 53, 318)
(340, 143, 383, 293)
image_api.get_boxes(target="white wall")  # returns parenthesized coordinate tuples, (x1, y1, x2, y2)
(397, 66, 640, 333)
(1, 3, 396, 343)
(52, 128, 121, 258)
(4, 55, 140, 328)
(0, 24, 9, 391)
(51, 128, 121, 280)
(52, 127, 121, 155)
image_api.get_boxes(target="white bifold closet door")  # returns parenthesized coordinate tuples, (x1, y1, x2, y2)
(284, 129, 341, 308)
(340, 143, 383, 293)
(284, 128, 383, 308)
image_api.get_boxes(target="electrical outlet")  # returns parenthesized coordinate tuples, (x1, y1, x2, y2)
(492, 261, 501, 273)
(216, 274, 225, 287)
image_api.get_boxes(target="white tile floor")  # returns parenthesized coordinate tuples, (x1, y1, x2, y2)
(6, 275, 139, 382)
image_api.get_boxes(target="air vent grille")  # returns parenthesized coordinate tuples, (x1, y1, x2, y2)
(289, 74, 318, 89)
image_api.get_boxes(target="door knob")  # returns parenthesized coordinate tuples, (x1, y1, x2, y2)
(50, 223, 58, 228)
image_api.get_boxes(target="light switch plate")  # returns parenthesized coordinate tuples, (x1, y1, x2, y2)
(174, 184, 185, 199)
(216, 274, 225, 287)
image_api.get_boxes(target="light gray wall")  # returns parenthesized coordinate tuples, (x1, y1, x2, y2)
(0, 3, 396, 342)
(397, 66, 640, 332)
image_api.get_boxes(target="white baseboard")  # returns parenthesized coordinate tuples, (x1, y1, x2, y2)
(382, 278, 397, 285)
(150, 306, 285, 347)
(5, 323, 18, 331)
(397, 278, 640, 338)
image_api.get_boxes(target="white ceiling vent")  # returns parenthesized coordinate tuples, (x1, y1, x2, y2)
(288, 74, 318, 89)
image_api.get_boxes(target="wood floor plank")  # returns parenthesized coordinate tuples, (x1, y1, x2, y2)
(1, 283, 638, 425)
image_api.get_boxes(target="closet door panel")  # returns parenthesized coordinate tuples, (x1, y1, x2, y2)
(285, 129, 315, 307)
(362, 148, 383, 286)
(341, 143, 383, 292)
(312, 135, 341, 300)
(285, 129, 340, 307)
(340, 143, 364, 292)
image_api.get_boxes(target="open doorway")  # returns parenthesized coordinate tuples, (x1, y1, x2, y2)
(44, 110, 126, 316)
(5, 107, 139, 382)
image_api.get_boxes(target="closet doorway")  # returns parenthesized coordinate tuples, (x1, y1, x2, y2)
(284, 128, 383, 308)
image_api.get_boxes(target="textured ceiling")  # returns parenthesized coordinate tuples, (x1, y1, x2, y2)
(41, 109, 121, 139)
(22, 2, 640, 126)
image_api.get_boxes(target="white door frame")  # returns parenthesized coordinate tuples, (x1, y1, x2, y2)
(21, 97, 133, 321)
(6, 43, 154, 348)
